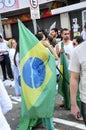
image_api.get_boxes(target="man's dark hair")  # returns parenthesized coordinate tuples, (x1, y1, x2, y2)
(37, 29, 48, 39)
(61, 28, 69, 34)
(50, 28, 58, 33)
(74, 36, 84, 44)
(84, 25, 86, 29)
(35, 33, 44, 41)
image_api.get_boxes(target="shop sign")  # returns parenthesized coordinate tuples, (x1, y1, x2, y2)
(0, 0, 19, 13)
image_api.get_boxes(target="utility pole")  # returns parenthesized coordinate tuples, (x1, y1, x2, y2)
(0, 14, 3, 37)
(32, 19, 37, 34)
(29, 0, 40, 34)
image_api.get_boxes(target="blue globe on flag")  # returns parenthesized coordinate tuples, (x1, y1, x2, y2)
(22, 57, 46, 88)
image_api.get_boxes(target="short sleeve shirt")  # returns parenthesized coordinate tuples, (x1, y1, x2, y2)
(69, 41, 86, 103)
(81, 30, 86, 40)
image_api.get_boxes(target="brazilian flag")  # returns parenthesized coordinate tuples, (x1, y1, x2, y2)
(58, 42, 71, 110)
(17, 20, 56, 130)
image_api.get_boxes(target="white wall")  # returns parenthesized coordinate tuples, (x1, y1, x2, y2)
(18, 0, 29, 9)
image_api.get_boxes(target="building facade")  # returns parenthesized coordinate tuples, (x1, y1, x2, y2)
(1, 0, 86, 40)
(52, 0, 86, 39)
(1, 0, 67, 40)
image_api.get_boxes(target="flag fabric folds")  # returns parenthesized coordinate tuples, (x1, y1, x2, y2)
(58, 42, 71, 110)
(17, 20, 56, 130)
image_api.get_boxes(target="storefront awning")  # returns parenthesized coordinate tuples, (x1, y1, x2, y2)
(51, 1, 86, 14)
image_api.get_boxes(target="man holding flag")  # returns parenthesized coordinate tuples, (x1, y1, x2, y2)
(17, 20, 57, 130)
(55, 28, 74, 109)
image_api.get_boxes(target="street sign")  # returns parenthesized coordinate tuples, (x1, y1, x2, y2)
(29, 0, 40, 19)
(30, 0, 38, 8)
(30, 7, 40, 19)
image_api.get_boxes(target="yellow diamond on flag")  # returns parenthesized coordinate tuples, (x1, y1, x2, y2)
(21, 42, 52, 110)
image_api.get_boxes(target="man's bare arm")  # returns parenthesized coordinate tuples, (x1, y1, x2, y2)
(70, 71, 80, 119)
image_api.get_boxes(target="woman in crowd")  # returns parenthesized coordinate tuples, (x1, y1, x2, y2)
(13, 43, 21, 96)
(8, 39, 21, 95)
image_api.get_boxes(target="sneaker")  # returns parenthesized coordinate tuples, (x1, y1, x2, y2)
(76, 116, 83, 121)
(3, 78, 8, 81)
(10, 78, 14, 81)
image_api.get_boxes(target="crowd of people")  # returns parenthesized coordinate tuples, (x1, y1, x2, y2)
(0, 23, 86, 129)
(0, 35, 21, 130)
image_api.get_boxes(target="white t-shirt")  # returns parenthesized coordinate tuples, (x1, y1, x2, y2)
(81, 30, 86, 41)
(16, 53, 20, 75)
(0, 80, 12, 114)
(9, 48, 15, 66)
(0, 79, 12, 130)
(0, 40, 9, 55)
(58, 41, 74, 58)
(69, 41, 86, 104)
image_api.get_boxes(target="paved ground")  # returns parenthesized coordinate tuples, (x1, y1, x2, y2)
(4, 83, 85, 130)
(0, 66, 85, 130)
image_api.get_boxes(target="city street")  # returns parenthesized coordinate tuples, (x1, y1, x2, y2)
(0, 67, 85, 130)
(0, 0, 86, 130)
(5, 84, 85, 130)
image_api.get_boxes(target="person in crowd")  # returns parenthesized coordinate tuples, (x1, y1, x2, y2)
(56, 28, 74, 61)
(47, 35, 57, 48)
(73, 35, 84, 47)
(35, 33, 46, 41)
(14, 43, 21, 96)
(81, 25, 86, 41)
(8, 39, 21, 96)
(72, 35, 84, 120)
(56, 29, 62, 43)
(37, 29, 48, 40)
(0, 79, 12, 130)
(8, 39, 17, 71)
(0, 35, 14, 81)
(35, 33, 59, 61)
(49, 28, 58, 42)
(35, 33, 59, 130)
(46, 35, 59, 84)
(69, 39, 86, 124)
(36, 33, 59, 79)
(55, 28, 74, 107)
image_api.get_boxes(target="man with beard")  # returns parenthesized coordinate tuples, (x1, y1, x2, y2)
(56, 28, 74, 60)
(55, 28, 74, 107)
